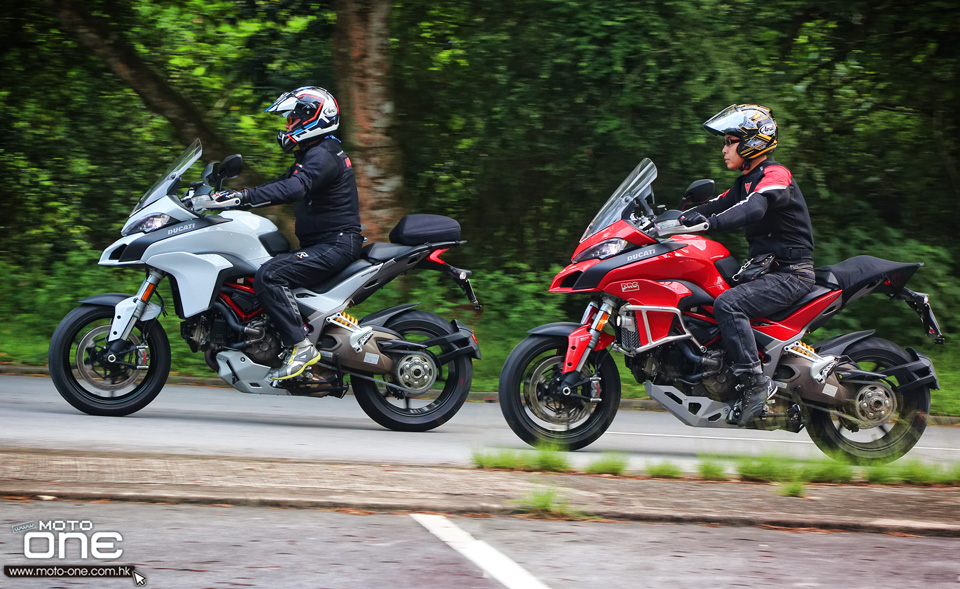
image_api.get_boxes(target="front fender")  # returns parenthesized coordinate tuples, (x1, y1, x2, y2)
(79, 293, 132, 307)
(527, 322, 582, 337)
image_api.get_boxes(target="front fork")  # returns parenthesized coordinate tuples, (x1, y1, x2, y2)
(559, 298, 616, 393)
(105, 270, 166, 359)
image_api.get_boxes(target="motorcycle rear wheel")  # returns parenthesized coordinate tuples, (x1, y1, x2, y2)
(351, 310, 472, 432)
(499, 334, 620, 451)
(806, 336, 930, 464)
(48, 304, 171, 416)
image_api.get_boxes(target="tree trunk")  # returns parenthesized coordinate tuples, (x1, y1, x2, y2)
(333, 0, 404, 241)
(42, 0, 263, 186)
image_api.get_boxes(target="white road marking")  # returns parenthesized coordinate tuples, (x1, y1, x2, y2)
(607, 431, 815, 444)
(411, 513, 551, 589)
(606, 431, 959, 452)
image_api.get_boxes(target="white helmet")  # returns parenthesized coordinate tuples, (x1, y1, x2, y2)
(265, 86, 340, 152)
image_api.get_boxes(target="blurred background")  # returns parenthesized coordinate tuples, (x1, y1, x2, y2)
(0, 0, 956, 409)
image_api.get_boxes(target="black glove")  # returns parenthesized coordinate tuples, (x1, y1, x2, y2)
(679, 211, 710, 228)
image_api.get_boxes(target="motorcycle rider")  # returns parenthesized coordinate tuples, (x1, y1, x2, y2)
(680, 104, 816, 427)
(210, 86, 363, 381)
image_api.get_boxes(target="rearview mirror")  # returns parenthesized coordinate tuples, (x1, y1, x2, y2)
(220, 154, 244, 180)
(684, 179, 715, 204)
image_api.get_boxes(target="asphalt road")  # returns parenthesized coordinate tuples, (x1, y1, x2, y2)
(2, 375, 959, 471)
(4, 375, 960, 589)
(3, 500, 960, 589)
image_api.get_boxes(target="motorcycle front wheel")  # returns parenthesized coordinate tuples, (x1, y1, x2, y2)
(351, 310, 472, 432)
(806, 336, 930, 464)
(48, 304, 171, 416)
(499, 334, 621, 451)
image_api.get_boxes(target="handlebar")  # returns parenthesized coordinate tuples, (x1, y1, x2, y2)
(655, 220, 709, 237)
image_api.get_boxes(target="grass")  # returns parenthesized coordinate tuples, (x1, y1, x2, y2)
(736, 454, 798, 482)
(893, 460, 943, 486)
(584, 452, 630, 476)
(530, 443, 571, 472)
(474, 448, 960, 488)
(697, 459, 728, 481)
(511, 486, 582, 518)
(471, 444, 571, 473)
(863, 464, 900, 485)
(799, 459, 855, 484)
(778, 480, 806, 497)
(472, 448, 531, 471)
(939, 462, 960, 485)
(645, 461, 683, 478)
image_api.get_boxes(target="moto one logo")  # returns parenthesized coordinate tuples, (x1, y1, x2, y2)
(20, 521, 123, 560)
(167, 223, 195, 236)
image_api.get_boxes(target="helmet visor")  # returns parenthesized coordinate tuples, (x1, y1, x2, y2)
(265, 91, 300, 114)
(703, 104, 745, 136)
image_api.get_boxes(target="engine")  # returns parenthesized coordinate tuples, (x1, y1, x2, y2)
(626, 345, 737, 401)
(181, 312, 282, 369)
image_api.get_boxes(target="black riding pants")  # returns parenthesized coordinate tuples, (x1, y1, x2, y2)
(713, 269, 817, 376)
(254, 231, 363, 347)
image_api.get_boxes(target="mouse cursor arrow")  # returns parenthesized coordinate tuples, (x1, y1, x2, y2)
(132, 569, 147, 586)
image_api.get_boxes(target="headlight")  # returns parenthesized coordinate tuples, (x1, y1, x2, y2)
(572, 238, 629, 262)
(122, 213, 173, 236)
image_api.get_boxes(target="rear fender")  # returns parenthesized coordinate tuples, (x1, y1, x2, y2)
(816, 330, 940, 394)
(813, 330, 876, 357)
(878, 349, 940, 393)
(359, 304, 420, 327)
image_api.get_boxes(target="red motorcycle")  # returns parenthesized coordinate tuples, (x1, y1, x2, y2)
(498, 159, 944, 463)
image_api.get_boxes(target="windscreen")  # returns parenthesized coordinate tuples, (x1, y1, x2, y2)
(133, 139, 202, 213)
(580, 158, 657, 241)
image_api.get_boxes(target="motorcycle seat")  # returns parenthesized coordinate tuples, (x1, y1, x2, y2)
(764, 285, 836, 322)
(306, 258, 375, 294)
(364, 242, 419, 262)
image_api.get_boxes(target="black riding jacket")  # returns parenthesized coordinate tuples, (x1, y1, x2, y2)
(691, 158, 814, 264)
(244, 137, 361, 247)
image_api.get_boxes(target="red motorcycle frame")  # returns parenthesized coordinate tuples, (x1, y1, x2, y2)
(498, 159, 943, 463)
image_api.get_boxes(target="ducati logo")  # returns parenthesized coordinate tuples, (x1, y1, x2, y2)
(621, 281, 640, 292)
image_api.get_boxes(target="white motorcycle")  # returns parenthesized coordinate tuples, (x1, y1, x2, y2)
(48, 140, 482, 432)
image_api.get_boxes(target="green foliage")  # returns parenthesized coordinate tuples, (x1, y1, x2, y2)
(511, 486, 583, 518)
(1, 0, 959, 414)
(893, 460, 943, 486)
(778, 481, 806, 498)
(530, 443, 572, 472)
(645, 461, 683, 479)
(863, 464, 899, 485)
(799, 460, 855, 484)
(584, 452, 630, 476)
(736, 454, 798, 482)
(471, 448, 531, 470)
(697, 459, 729, 481)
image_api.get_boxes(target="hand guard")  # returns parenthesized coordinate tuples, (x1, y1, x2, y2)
(194, 190, 245, 211)
(210, 190, 245, 208)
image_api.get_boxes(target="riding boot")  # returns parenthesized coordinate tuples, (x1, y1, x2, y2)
(736, 373, 775, 427)
(268, 338, 321, 380)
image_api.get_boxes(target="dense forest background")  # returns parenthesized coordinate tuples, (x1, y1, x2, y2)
(0, 0, 956, 408)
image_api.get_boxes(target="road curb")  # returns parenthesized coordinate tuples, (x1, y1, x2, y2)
(1, 364, 954, 423)
(3, 449, 960, 538)
(3, 483, 959, 538)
